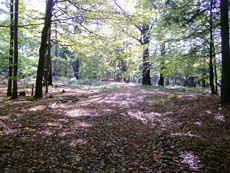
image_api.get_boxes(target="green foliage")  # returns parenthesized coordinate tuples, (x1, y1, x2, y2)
(18, 55, 38, 78)
(0, 0, 222, 91)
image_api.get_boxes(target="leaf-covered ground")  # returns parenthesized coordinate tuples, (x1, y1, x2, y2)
(0, 82, 229, 172)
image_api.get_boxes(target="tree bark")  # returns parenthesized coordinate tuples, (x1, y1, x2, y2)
(142, 47, 151, 85)
(220, 0, 230, 104)
(72, 58, 80, 79)
(47, 26, 53, 86)
(35, 0, 55, 98)
(158, 73, 164, 86)
(209, 0, 216, 94)
(7, 0, 14, 96)
(142, 24, 151, 85)
(11, 0, 18, 99)
(213, 44, 218, 93)
(158, 43, 166, 86)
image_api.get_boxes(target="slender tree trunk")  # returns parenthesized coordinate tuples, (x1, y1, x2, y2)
(202, 79, 206, 88)
(47, 26, 53, 85)
(11, 0, 19, 99)
(220, 0, 230, 104)
(142, 47, 151, 85)
(202, 50, 206, 88)
(43, 25, 52, 94)
(158, 43, 166, 86)
(55, 23, 58, 56)
(158, 73, 164, 86)
(35, 0, 55, 98)
(213, 45, 218, 93)
(142, 24, 151, 85)
(72, 58, 80, 79)
(209, 0, 216, 94)
(7, 0, 14, 96)
(52, 22, 58, 77)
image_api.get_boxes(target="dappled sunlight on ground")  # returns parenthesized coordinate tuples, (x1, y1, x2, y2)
(180, 151, 201, 171)
(58, 131, 76, 137)
(29, 105, 46, 112)
(214, 114, 225, 122)
(39, 130, 54, 136)
(45, 122, 63, 128)
(69, 139, 88, 147)
(74, 121, 92, 129)
(0, 83, 229, 172)
(0, 115, 10, 120)
(170, 132, 203, 139)
(128, 111, 161, 123)
(65, 109, 99, 118)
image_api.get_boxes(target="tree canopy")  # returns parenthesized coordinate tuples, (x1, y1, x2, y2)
(0, 0, 229, 103)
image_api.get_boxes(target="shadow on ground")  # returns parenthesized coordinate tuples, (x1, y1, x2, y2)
(0, 84, 229, 172)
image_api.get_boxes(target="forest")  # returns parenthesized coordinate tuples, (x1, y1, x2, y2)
(0, 0, 230, 172)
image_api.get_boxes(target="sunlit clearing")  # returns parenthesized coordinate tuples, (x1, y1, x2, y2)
(65, 109, 98, 118)
(170, 132, 202, 139)
(69, 139, 88, 147)
(45, 122, 63, 128)
(1, 127, 17, 136)
(178, 94, 198, 100)
(57, 118, 69, 123)
(180, 151, 201, 171)
(29, 105, 46, 111)
(74, 122, 92, 129)
(194, 121, 202, 126)
(58, 131, 75, 137)
(214, 114, 225, 122)
(205, 110, 212, 115)
(128, 111, 163, 124)
(39, 130, 54, 136)
(0, 116, 10, 120)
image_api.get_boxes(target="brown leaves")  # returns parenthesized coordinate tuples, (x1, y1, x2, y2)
(0, 84, 229, 172)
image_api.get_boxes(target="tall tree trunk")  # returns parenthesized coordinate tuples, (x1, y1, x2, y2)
(220, 0, 230, 104)
(202, 50, 206, 88)
(35, 0, 55, 98)
(209, 0, 216, 94)
(52, 22, 58, 77)
(11, 0, 18, 99)
(158, 43, 166, 86)
(43, 25, 52, 93)
(72, 58, 80, 79)
(142, 24, 151, 85)
(43, 27, 51, 93)
(213, 45, 218, 93)
(158, 72, 164, 86)
(7, 0, 14, 97)
(142, 47, 151, 85)
(47, 26, 53, 85)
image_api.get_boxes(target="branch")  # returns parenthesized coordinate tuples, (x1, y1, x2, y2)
(112, 0, 126, 14)
(0, 23, 43, 28)
(122, 30, 142, 44)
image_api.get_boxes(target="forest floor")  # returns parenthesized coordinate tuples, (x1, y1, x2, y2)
(0, 82, 229, 172)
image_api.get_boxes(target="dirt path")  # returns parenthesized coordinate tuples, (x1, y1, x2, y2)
(0, 83, 229, 172)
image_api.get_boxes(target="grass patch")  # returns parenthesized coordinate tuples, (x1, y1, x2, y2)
(149, 95, 176, 107)
(64, 78, 121, 91)
(139, 85, 208, 94)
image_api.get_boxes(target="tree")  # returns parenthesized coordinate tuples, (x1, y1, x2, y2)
(11, 0, 19, 99)
(7, 0, 14, 96)
(209, 0, 216, 94)
(158, 43, 166, 86)
(47, 27, 53, 86)
(35, 0, 56, 98)
(112, 0, 154, 85)
(140, 24, 151, 85)
(220, 0, 230, 104)
(155, 0, 220, 90)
